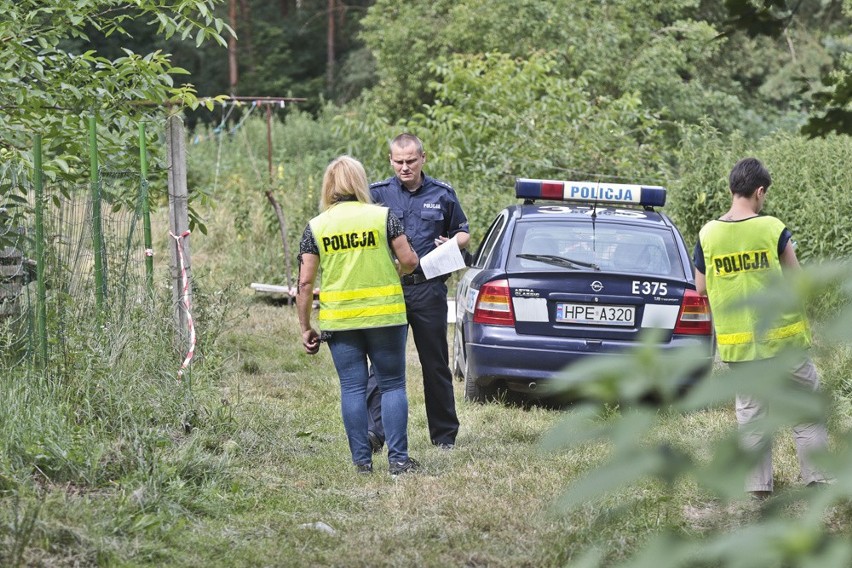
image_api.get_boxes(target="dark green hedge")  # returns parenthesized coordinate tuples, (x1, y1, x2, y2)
(668, 129, 852, 263)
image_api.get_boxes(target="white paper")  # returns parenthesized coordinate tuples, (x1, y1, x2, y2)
(419, 235, 466, 279)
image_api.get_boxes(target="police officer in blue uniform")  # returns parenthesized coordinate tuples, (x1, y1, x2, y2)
(366, 133, 470, 450)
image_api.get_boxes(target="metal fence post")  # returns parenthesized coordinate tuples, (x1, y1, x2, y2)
(33, 134, 48, 367)
(88, 116, 106, 315)
(140, 122, 154, 300)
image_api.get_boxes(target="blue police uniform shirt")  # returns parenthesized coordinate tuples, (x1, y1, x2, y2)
(370, 174, 469, 276)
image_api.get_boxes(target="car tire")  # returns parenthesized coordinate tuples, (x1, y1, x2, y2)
(463, 357, 494, 403)
(452, 333, 464, 380)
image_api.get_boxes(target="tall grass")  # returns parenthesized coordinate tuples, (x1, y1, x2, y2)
(6, 289, 851, 565)
(0, 265, 240, 565)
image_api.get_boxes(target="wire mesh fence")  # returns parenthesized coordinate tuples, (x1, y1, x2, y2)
(0, 201, 34, 370)
(0, 167, 159, 377)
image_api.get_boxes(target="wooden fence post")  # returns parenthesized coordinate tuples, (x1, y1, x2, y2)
(166, 115, 192, 343)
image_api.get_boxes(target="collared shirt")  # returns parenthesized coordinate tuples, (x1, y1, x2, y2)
(370, 174, 469, 275)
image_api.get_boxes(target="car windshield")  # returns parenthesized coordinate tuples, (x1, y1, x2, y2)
(508, 220, 684, 278)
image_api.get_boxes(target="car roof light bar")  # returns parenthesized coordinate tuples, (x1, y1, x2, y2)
(515, 178, 667, 207)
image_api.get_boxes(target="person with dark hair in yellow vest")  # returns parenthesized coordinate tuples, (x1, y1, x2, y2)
(296, 155, 420, 475)
(693, 157, 831, 499)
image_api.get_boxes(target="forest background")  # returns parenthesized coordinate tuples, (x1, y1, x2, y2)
(2, 0, 852, 566)
(183, 0, 852, 286)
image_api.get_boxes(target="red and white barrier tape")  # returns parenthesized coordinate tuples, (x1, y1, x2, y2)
(169, 230, 195, 379)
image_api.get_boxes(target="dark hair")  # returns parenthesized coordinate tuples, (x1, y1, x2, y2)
(729, 157, 771, 197)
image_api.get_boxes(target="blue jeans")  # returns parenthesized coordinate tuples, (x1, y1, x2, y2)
(327, 325, 410, 465)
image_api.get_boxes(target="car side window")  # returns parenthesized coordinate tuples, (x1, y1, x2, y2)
(473, 214, 507, 268)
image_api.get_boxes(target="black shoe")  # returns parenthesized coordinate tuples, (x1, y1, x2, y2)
(388, 457, 420, 476)
(435, 442, 455, 450)
(368, 431, 384, 454)
(749, 490, 772, 501)
(355, 462, 373, 474)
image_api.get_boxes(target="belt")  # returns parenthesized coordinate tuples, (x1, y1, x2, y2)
(401, 273, 430, 286)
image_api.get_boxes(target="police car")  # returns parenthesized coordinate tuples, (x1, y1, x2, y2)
(453, 178, 714, 402)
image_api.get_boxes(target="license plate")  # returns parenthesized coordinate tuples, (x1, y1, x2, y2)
(555, 303, 635, 326)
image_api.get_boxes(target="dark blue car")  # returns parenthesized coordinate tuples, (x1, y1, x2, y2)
(453, 178, 714, 402)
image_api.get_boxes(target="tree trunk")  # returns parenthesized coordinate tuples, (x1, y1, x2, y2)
(228, 0, 238, 94)
(326, 0, 335, 94)
(238, 0, 255, 74)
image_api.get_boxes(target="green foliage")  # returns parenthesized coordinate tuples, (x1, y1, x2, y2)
(668, 128, 852, 262)
(186, 108, 344, 286)
(543, 260, 852, 566)
(350, 0, 850, 246)
(359, 0, 850, 140)
(718, 0, 852, 137)
(358, 0, 455, 120)
(328, 48, 672, 244)
(803, 51, 852, 137)
(0, 278, 240, 565)
(416, 51, 670, 241)
(0, 0, 232, 195)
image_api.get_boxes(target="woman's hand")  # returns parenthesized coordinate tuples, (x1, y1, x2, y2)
(302, 328, 320, 354)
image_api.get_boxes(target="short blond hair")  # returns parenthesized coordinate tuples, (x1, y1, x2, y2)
(320, 155, 373, 211)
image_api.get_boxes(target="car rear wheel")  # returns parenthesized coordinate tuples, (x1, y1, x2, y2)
(463, 357, 495, 403)
(452, 333, 464, 380)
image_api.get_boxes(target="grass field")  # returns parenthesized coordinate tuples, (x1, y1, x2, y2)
(116, 298, 847, 567)
(5, 182, 852, 566)
(5, 280, 852, 566)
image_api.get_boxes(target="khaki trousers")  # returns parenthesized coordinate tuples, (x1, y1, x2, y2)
(733, 358, 830, 492)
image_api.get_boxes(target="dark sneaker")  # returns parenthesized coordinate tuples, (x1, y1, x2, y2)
(749, 490, 772, 501)
(355, 463, 373, 474)
(435, 443, 455, 451)
(388, 457, 420, 476)
(368, 431, 384, 454)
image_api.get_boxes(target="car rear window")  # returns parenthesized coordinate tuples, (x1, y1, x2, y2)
(507, 220, 684, 278)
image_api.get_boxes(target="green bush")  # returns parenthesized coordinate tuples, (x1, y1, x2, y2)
(668, 128, 852, 264)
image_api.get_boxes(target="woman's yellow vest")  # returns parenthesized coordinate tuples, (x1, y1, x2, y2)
(309, 201, 406, 331)
(699, 215, 810, 362)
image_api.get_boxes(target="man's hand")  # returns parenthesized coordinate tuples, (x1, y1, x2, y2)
(302, 328, 320, 354)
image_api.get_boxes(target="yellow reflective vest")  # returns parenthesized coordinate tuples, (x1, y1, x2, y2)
(309, 201, 406, 331)
(699, 215, 810, 362)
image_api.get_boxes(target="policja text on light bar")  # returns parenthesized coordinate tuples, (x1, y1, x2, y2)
(515, 178, 667, 207)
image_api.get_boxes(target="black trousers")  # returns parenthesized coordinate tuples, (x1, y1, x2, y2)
(366, 280, 460, 446)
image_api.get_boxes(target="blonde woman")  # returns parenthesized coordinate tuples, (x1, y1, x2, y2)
(296, 155, 420, 475)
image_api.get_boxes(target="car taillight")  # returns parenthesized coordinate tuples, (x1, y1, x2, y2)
(674, 289, 712, 335)
(472, 279, 515, 326)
